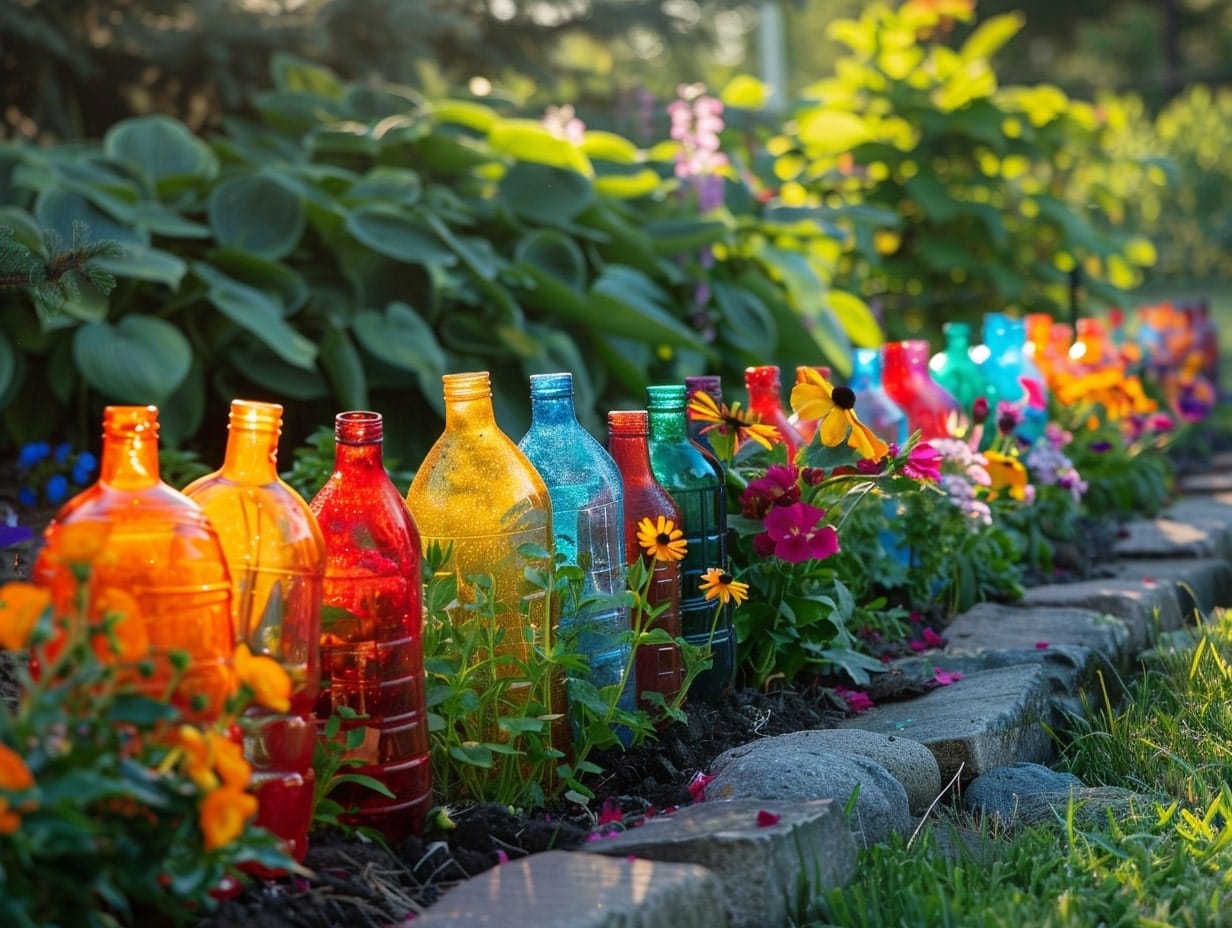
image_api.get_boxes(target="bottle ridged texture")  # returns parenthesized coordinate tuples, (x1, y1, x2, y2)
(184, 399, 324, 863)
(645, 385, 734, 701)
(608, 411, 684, 709)
(309, 411, 431, 841)
(519, 375, 633, 719)
(34, 406, 235, 721)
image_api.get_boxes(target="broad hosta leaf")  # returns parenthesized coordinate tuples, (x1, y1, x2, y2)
(158, 359, 206, 448)
(825, 290, 882, 347)
(712, 281, 777, 361)
(35, 189, 147, 248)
(73, 316, 192, 403)
(102, 116, 219, 193)
(514, 230, 588, 290)
(499, 162, 594, 225)
(0, 206, 50, 254)
(318, 325, 369, 410)
(92, 246, 187, 288)
(192, 261, 317, 370)
(229, 342, 330, 401)
(344, 205, 458, 267)
(644, 218, 730, 254)
(344, 167, 423, 207)
(588, 266, 707, 350)
(352, 302, 446, 382)
(579, 131, 640, 164)
(206, 248, 310, 316)
(130, 201, 211, 239)
(208, 173, 306, 260)
(488, 119, 593, 175)
(270, 53, 346, 98)
(797, 108, 873, 156)
(959, 12, 1025, 63)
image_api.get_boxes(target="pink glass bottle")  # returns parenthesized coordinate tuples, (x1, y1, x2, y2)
(33, 406, 235, 721)
(309, 411, 431, 841)
(184, 399, 324, 863)
(882, 340, 959, 441)
(607, 410, 684, 710)
(745, 365, 803, 460)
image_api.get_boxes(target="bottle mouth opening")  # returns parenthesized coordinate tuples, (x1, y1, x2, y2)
(442, 371, 492, 400)
(608, 410, 649, 432)
(102, 405, 160, 437)
(335, 411, 383, 443)
(528, 372, 573, 398)
(229, 399, 283, 433)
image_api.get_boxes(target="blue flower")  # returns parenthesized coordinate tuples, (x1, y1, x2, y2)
(72, 451, 98, 485)
(17, 442, 50, 470)
(45, 474, 69, 504)
(17, 487, 38, 508)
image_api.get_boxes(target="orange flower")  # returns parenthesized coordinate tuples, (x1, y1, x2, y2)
(176, 725, 219, 791)
(233, 644, 292, 713)
(0, 742, 34, 792)
(790, 369, 889, 460)
(686, 390, 780, 456)
(207, 732, 251, 790)
(48, 521, 111, 567)
(698, 567, 750, 607)
(0, 797, 21, 834)
(91, 588, 149, 662)
(636, 515, 688, 563)
(0, 582, 51, 651)
(199, 784, 257, 851)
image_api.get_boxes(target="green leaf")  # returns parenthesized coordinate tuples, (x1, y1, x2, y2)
(448, 743, 495, 768)
(206, 248, 310, 315)
(229, 342, 330, 400)
(91, 246, 187, 288)
(488, 119, 593, 175)
(270, 53, 346, 98)
(515, 230, 588, 290)
(0, 331, 16, 402)
(102, 115, 219, 192)
(344, 167, 423, 207)
(105, 693, 180, 726)
(129, 201, 212, 239)
(318, 325, 369, 409)
(499, 161, 594, 225)
(343, 205, 458, 267)
(73, 316, 192, 403)
(192, 261, 317, 369)
(207, 172, 306, 260)
(643, 218, 730, 254)
(797, 109, 872, 155)
(588, 266, 707, 350)
(352, 301, 446, 383)
(713, 281, 777, 361)
(35, 189, 147, 248)
(960, 12, 1025, 63)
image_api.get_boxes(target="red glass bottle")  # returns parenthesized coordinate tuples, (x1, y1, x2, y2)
(309, 411, 431, 841)
(607, 410, 684, 710)
(789, 365, 832, 444)
(745, 365, 803, 460)
(881, 340, 959, 441)
(33, 406, 235, 721)
(184, 399, 324, 863)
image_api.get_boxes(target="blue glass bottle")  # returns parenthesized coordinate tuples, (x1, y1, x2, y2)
(645, 384, 734, 701)
(980, 313, 1045, 442)
(848, 348, 909, 447)
(518, 373, 634, 720)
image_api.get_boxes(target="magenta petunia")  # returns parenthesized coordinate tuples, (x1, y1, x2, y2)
(763, 502, 839, 563)
(740, 464, 801, 518)
(902, 442, 942, 482)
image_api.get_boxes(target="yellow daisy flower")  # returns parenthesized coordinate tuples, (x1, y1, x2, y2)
(687, 390, 780, 455)
(790, 368, 889, 460)
(636, 515, 688, 563)
(698, 567, 750, 607)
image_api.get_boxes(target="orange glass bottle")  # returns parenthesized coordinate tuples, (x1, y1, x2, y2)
(607, 410, 684, 710)
(406, 372, 564, 747)
(309, 411, 431, 841)
(745, 365, 803, 460)
(33, 406, 234, 720)
(184, 400, 324, 863)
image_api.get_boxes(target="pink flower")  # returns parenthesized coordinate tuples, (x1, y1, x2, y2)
(740, 464, 800, 518)
(688, 770, 716, 802)
(933, 668, 963, 686)
(495, 848, 510, 864)
(856, 456, 883, 475)
(763, 502, 839, 563)
(834, 686, 874, 713)
(756, 809, 781, 827)
(901, 442, 942, 482)
(921, 627, 945, 648)
(1035, 641, 1049, 649)
(598, 797, 624, 825)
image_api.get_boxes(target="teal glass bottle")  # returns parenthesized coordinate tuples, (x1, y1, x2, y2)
(929, 322, 987, 416)
(848, 348, 909, 447)
(518, 373, 634, 718)
(645, 384, 734, 701)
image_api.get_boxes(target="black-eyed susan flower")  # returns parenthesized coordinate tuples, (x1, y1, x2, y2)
(789, 368, 889, 460)
(698, 567, 749, 607)
(233, 643, 292, 713)
(636, 515, 688, 563)
(687, 390, 780, 457)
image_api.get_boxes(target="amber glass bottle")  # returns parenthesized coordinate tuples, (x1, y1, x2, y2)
(607, 410, 684, 710)
(309, 411, 431, 840)
(34, 406, 235, 720)
(184, 399, 324, 863)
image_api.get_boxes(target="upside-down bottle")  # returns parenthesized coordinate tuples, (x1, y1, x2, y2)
(607, 410, 684, 710)
(308, 411, 431, 841)
(882, 340, 958, 441)
(518, 373, 633, 719)
(645, 384, 734, 701)
(33, 406, 235, 720)
(184, 399, 324, 863)
(745, 365, 803, 461)
(406, 372, 565, 750)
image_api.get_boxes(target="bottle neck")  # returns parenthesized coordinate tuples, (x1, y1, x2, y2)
(334, 411, 386, 470)
(646, 385, 688, 442)
(99, 406, 162, 489)
(529, 391, 577, 429)
(608, 412, 655, 480)
(442, 373, 497, 431)
(221, 401, 282, 483)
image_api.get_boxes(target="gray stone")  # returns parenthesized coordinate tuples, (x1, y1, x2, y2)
(943, 603, 1132, 672)
(1114, 494, 1232, 560)
(1017, 576, 1184, 654)
(704, 739, 911, 848)
(1178, 470, 1232, 495)
(735, 728, 942, 815)
(412, 849, 727, 928)
(962, 762, 1082, 823)
(837, 664, 1053, 785)
(588, 799, 855, 928)
(1110, 558, 1232, 622)
(1011, 786, 1150, 829)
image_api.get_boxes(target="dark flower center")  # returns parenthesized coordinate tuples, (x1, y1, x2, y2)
(719, 573, 733, 584)
(832, 386, 856, 410)
(657, 532, 671, 545)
